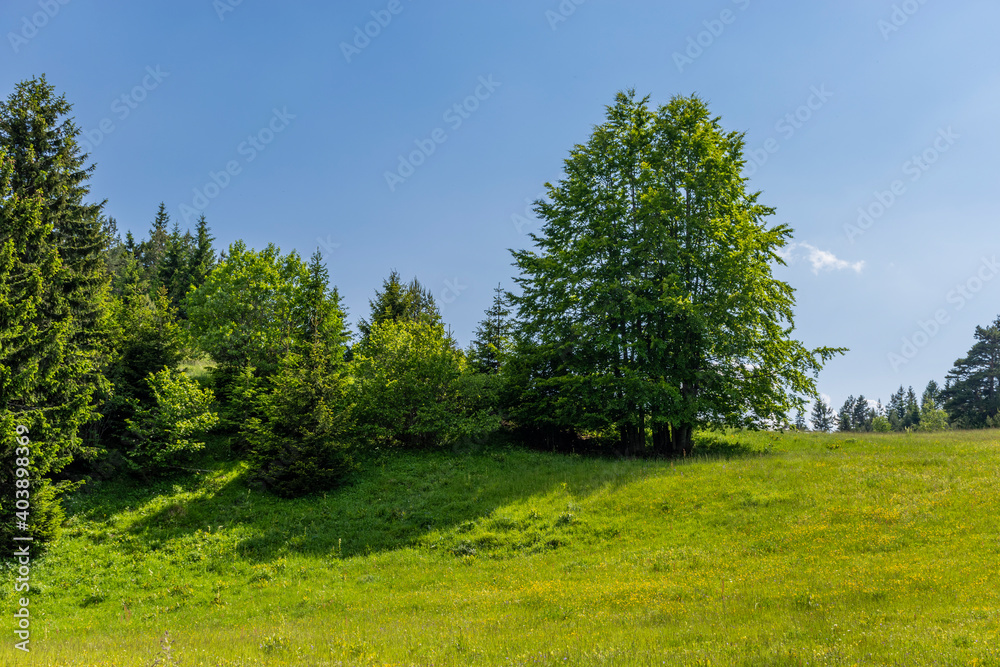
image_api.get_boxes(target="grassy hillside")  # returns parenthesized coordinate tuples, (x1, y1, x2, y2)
(4, 430, 1000, 666)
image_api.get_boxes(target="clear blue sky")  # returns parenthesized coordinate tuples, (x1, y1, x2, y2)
(3, 0, 998, 413)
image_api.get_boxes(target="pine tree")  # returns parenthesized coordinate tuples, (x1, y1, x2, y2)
(852, 394, 872, 432)
(188, 214, 216, 290)
(887, 385, 906, 430)
(810, 398, 835, 432)
(0, 151, 84, 546)
(837, 396, 855, 432)
(357, 270, 442, 342)
(468, 283, 513, 374)
(794, 410, 808, 431)
(904, 386, 921, 429)
(941, 318, 1000, 427)
(159, 221, 192, 310)
(141, 202, 170, 285)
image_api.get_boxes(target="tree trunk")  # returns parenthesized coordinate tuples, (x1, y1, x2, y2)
(668, 423, 693, 457)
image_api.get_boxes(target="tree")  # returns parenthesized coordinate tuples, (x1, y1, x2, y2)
(159, 221, 191, 310)
(187, 214, 216, 291)
(186, 241, 313, 377)
(852, 394, 872, 432)
(244, 252, 354, 497)
(141, 202, 170, 284)
(941, 317, 1000, 428)
(794, 410, 808, 431)
(350, 319, 469, 449)
(0, 151, 83, 547)
(810, 397, 835, 432)
(904, 386, 921, 429)
(887, 385, 906, 430)
(837, 396, 856, 432)
(467, 283, 514, 374)
(357, 270, 441, 343)
(0, 77, 112, 545)
(507, 91, 843, 455)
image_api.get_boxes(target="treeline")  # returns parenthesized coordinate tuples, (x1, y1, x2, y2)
(5, 79, 1000, 550)
(802, 330, 1000, 434)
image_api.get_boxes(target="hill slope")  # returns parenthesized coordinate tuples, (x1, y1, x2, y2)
(4, 430, 1000, 665)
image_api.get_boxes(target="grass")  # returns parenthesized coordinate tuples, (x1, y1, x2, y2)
(3, 429, 1000, 665)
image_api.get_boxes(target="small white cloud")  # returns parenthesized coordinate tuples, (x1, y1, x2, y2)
(782, 242, 864, 275)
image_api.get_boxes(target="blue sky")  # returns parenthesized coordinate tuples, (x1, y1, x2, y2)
(2, 0, 999, 413)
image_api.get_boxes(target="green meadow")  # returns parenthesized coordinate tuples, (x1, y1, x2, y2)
(4, 430, 1000, 666)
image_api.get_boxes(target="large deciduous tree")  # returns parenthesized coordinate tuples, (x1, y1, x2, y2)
(507, 91, 842, 455)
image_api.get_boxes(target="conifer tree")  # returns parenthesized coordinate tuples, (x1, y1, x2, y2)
(810, 397, 835, 432)
(357, 270, 441, 343)
(468, 283, 513, 374)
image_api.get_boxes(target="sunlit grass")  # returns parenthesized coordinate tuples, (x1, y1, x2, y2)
(4, 430, 1000, 665)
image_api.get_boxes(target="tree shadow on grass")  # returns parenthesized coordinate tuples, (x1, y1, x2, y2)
(71, 432, 772, 565)
(112, 445, 670, 563)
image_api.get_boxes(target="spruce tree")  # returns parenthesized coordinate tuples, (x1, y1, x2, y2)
(188, 214, 216, 290)
(468, 283, 513, 374)
(141, 202, 170, 286)
(357, 270, 442, 342)
(810, 398, 835, 432)
(0, 151, 83, 546)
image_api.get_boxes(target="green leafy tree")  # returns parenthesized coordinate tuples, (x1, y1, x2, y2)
(507, 91, 843, 455)
(350, 320, 469, 448)
(245, 250, 355, 496)
(124, 368, 218, 472)
(187, 241, 312, 378)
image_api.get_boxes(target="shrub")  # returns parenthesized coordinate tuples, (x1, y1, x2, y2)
(124, 368, 219, 472)
(350, 320, 471, 448)
(244, 348, 355, 498)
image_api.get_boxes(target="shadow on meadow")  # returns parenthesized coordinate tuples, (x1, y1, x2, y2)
(67, 432, 770, 563)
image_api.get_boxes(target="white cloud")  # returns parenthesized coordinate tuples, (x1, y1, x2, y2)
(782, 242, 865, 275)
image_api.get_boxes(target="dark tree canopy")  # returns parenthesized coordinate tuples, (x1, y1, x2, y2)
(941, 317, 1000, 428)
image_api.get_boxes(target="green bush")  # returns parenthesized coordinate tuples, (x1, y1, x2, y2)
(350, 320, 478, 448)
(124, 368, 219, 472)
(244, 348, 355, 498)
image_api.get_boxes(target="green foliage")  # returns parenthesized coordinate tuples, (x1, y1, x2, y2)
(244, 251, 354, 497)
(245, 349, 354, 498)
(508, 91, 843, 456)
(467, 283, 514, 374)
(810, 397, 835, 432)
(350, 320, 476, 448)
(357, 269, 441, 344)
(941, 316, 1000, 428)
(186, 241, 316, 377)
(0, 74, 113, 547)
(124, 367, 219, 472)
(84, 286, 185, 464)
(872, 415, 892, 432)
(0, 153, 79, 547)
